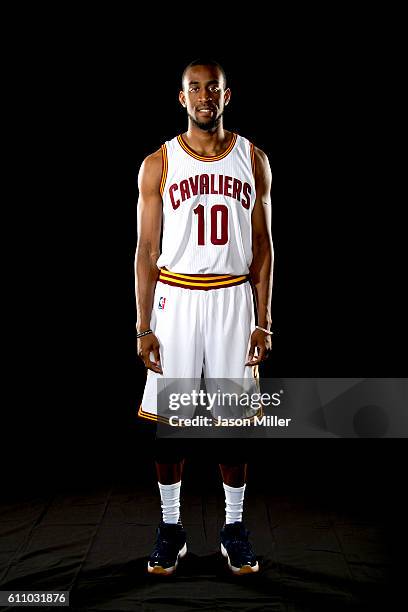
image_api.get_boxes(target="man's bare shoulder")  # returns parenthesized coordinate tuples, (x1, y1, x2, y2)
(252, 145, 272, 186)
(138, 148, 163, 189)
(141, 148, 163, 173)
(253, 145, 270, 169)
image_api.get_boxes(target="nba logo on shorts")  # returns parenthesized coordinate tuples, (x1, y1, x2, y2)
(158, 297, 166, 310)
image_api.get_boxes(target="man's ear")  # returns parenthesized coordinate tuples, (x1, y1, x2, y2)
(224, 88, 232, 106)
(179, 90, 186, 108)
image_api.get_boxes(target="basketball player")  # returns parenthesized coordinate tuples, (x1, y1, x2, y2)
(135, 59, 273, 575)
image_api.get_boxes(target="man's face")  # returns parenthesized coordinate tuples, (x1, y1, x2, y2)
(179, 65, 231, 131)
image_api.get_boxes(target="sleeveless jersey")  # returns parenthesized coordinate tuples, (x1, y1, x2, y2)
(156, 132, 256, 275)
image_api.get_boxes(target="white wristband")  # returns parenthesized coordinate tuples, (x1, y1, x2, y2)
(255, 325, 273, 335)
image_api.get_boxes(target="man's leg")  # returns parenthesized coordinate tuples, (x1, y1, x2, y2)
(219, 462, 247, 524)
(142, 282, 203, 574)
(219, 462, 247, 487)
(218, 458, 259, 574)
(203, 283, 259, 573)
(155, 459, 185, 485)
(155, 461, 185, 524)
(147, 440, 188, 574)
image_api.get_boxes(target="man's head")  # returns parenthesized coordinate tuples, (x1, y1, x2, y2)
(179, 59, 231, 131)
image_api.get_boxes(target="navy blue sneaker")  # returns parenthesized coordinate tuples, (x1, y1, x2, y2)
(147, 521, 187, 575)
(220, 521, 259, 574)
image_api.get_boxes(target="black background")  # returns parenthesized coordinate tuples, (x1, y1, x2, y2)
(6, 33, 405, 509)
(2, 17, 405, 608)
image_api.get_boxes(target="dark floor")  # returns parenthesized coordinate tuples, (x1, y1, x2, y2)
(0, 474, 394, 612)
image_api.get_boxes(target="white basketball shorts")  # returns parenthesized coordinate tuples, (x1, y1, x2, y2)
(138, 269, 259, 423)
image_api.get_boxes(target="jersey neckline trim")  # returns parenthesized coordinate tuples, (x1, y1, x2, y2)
(177, 132, 238, 162)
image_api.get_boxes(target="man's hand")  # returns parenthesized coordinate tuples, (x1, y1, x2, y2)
(137, 333, 163, 374)
(245, 328, 272, 366)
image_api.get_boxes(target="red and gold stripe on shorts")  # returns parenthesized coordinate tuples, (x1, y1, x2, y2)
(158, 268, 249, 290)
(137, 405, 171, 424)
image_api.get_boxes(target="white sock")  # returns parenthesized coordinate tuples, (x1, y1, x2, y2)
(223, 482, 246, 524)
(158, 481, 181, 524)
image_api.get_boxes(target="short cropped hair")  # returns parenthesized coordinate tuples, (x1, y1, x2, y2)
(181, 58, 227, 89)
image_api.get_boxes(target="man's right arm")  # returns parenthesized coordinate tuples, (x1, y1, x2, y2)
(135, 149, 163, 373)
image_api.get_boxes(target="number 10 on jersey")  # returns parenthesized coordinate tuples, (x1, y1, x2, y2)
(193, 204, 229, 246)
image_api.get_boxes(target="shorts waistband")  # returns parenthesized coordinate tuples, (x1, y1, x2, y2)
(158, 268, 249, 290)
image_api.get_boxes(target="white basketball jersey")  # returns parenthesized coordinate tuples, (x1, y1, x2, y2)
(156, 132, 256, 275)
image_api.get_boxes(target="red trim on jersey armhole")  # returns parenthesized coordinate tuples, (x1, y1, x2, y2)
(250, 142, 256, 178)
(160, 144, 168, 197)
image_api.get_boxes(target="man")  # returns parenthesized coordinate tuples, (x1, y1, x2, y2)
(135, 59, 273, 575)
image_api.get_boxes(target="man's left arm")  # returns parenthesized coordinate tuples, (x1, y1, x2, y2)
(246, 147, 273, 365)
